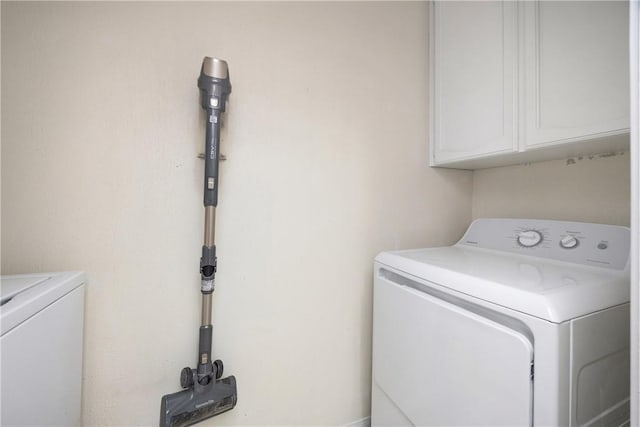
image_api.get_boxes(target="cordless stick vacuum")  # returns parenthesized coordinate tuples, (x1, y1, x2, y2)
(160, 57, 237, 427)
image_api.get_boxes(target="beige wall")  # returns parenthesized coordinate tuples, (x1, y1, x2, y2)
(472, 152, 631, 226)
(1, 2, 473, 425)
(4, 3, 628, 426)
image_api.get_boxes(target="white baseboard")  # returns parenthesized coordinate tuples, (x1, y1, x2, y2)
(342, 417, 371, 427)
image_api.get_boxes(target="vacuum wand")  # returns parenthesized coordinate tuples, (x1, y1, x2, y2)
(160, 57, 237, 427)
(197, 57, 231, 377)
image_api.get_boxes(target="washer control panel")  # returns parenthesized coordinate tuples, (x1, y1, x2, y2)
(459, 218, 630, 270)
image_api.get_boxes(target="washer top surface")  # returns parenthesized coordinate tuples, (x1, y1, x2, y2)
(376, 219, 630, 323)
(1, 276, 49, 305)
(0, 271, 85, 336)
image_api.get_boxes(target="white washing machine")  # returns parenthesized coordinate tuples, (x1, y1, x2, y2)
(372, 219, 630, 427)
(1, 271, 86, 426)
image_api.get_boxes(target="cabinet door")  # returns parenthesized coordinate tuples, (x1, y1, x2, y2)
(430, 1, 518, 165)
(521, 1, 630, 149)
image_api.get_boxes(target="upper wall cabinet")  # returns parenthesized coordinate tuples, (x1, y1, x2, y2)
(429, 2, 518, 165)
(429, 1, 630, 170)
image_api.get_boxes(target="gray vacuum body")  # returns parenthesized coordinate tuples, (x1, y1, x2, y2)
(159, 56, 237, 427)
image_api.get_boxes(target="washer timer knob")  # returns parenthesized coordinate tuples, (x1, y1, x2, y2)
(560, 235, 579, 249)
(517, 230, 543, 247)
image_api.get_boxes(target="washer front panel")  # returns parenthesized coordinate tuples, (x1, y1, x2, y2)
(373, 269, 533, 426)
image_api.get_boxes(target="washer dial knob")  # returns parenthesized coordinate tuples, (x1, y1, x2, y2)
(560, 235, 579, 249)
(517, 230, 543, 247)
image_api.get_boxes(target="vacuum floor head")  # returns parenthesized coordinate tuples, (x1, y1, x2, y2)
(160, 375, 237, 427)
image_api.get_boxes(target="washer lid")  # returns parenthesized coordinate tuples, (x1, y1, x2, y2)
(1, 271, 85, 336)
(1, 276, 49, 306)
(375, 245, 629, 323)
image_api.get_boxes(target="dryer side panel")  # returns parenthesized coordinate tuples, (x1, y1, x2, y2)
(372, 268, 533, 427)
(570, 303, 630, 427)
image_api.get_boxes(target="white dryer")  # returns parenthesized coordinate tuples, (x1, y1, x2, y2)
(372, 218, 630, 427)
(1, 271, 86, 426)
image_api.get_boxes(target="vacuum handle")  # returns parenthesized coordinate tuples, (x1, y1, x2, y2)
(198, 56, 231, 208)
(204, 114, 221, 207)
